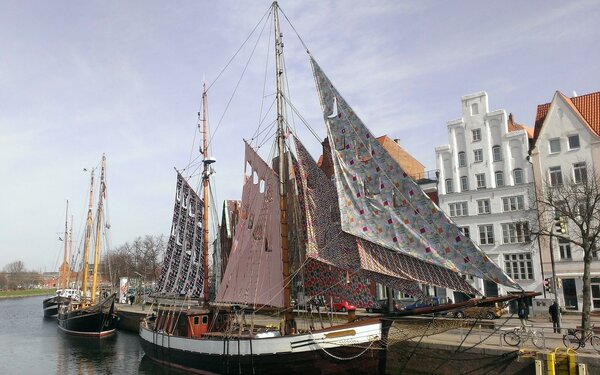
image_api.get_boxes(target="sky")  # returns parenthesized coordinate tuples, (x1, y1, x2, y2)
(1, 0, 599, 273)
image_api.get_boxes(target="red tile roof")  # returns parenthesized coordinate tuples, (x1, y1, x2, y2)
(508, 113, 534, 138)
(534, 91, 600, 140)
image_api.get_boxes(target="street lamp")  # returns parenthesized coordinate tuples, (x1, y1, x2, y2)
(548, 216, 563, 333)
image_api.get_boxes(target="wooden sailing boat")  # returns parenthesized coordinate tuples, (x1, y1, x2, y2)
(57, 154, 118, 337)
(140, 2, 524, 374)
(43, 200, 74, 318)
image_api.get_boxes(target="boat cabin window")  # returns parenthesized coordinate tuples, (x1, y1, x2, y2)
(194, 316, 199, 325)
(202, 315, 208, 325)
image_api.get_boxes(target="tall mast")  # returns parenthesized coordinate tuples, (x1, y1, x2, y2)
(59, 200, 69, 290)
(91, 154, 106, 304)
(273, 1, 293, 333)
(81, 170, 95, 305)
(201, 83, 210, 304)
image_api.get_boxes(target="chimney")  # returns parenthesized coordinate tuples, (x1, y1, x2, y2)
(393, 138, 401, 145)
(572, 91, 578, 98)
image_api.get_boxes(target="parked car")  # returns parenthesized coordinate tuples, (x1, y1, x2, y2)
(404, 296, 441, 311)
(329, 299, 356, 312)
(449, 303, 505, 320)
(366, 299, 401, 313)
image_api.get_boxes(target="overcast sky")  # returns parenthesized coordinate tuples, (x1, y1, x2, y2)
(1, 0, 599, 273)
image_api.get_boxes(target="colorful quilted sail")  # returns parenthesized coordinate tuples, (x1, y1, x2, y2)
(310, 57, 519, 289)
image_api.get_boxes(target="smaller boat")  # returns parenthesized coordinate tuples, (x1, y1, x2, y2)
(58, 155, 118, 337)
(43, 201, 75, 318)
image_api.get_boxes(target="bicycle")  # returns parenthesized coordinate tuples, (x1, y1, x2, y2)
(562, 326, 600, 351)
(503, 325, 544, 348)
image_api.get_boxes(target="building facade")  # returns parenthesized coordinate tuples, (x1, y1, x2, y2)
(435, 91, 542, 300)
(529, 91, 600, 312)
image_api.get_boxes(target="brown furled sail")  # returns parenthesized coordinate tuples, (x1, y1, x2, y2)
(157, 173, 204, 296)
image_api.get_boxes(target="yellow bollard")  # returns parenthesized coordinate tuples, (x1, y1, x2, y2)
(546, 349, 556, 375)
(566, 348, 576, 375)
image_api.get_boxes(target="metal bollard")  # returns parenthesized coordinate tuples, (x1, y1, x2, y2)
(566, 349, 576, 375)
(546, 349, 556, 375)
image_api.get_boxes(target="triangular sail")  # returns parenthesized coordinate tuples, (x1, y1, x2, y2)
(157, 173, 204, 296)
(293, 135, 478, 296)
(310, 57, 519, 289)
(216, 142, 285, 308)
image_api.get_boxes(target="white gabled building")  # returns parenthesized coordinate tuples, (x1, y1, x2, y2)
(529, 91, 600, 313)
(435, 91, 542, 301)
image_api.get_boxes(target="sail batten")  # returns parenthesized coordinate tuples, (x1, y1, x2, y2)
(310, 58, 519, 289)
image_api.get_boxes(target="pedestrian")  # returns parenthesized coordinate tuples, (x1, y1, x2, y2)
(517, 300, 529, 327)
(549, 301, 560, 333)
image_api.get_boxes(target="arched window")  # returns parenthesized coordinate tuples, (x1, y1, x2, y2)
(445, 179, 454, 194)
(495, 171, 505, 187)
(492, 145, 502, 162)
(513, 168, 524, 185)
(458, 152, 466, 167)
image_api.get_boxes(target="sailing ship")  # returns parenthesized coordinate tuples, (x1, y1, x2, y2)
(43, 200, 75, 318)
(140, 2, 526, 374)
(57, 154, 118, 337)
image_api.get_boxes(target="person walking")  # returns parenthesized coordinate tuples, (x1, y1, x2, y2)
(517, 300, 529, 327)
(549, 301, 560, 333)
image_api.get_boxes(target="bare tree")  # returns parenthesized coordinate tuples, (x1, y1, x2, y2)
(4, 260, 26, 274)
(532, 167, 600, 335)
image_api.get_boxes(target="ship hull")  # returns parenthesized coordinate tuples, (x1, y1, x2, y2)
(57, 294, 118, 337)
(139, 318, 387, 375)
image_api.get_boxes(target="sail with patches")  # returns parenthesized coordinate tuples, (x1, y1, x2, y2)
(293, 135, 479, 297)
(310, 57, 519, 289)
(216, 142, 285, 308)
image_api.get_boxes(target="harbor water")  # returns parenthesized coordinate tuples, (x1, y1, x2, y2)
(0, 295, 184, 375)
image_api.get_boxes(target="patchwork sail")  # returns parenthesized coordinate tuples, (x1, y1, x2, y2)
(311, 57, 519, 289)
(293, 135, 479, 297)
(157, 173, 204, 296)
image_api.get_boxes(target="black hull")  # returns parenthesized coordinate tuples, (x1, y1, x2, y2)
(43, 296, 70, 318)
(140, 338, 383, 375)
(57, 295, 118, 337)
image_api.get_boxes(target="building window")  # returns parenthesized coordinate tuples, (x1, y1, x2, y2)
(460, 226, 470, 238)
(573, 162, 587, 184)
(460, 176, 469, 191)
(445, 179, 454, 193)
(568, 134, 580, 150)
(477, 199, 490, 214)
(476, 173, 486, 189)
(501, 222, 530, 244)
(472, 129, 481, 142)
(458, 151, 466, 167)
(549, 166, 563, 186)
(513, 168, 524, 185)
(449, 202, 468, 217)
(492, 145, 502, 162)
(473, 149, 483, 162)
(559, 238, 572, 260)
(478, 225, 494, 245)
(504, 253, 533, 280)
(471, 103, 479, 115)
(549, 138, 561, 154)
(502, 195, 525, 211)
(495, 171, 505, 187)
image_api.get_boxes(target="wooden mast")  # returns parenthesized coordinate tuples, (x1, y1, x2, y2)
(81, 170, 95, 305)
(273, 1, 293, 333)
(201, 83, 210, 305)
(59, 200, 69, 290)
(91, 154, 106, 304)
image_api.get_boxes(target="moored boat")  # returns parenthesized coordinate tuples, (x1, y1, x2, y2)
(58, 155, 118, 337)
(140, 2, 522, 374)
